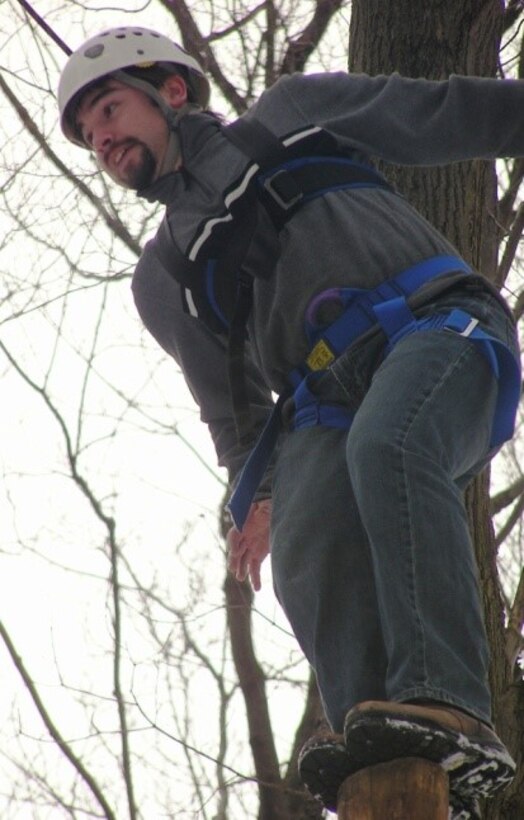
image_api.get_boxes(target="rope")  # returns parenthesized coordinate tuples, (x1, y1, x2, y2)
(16, 0, 72, 55)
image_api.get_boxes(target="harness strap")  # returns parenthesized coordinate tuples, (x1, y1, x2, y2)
(292, 374, 356, 431)
(216, 119, 397, 446)
(376, 305, 521, 450)
(225, 118, 394, 230)
(227, 382, 357, 530)
(224, 157, 394, 443)
(448, 314, 521, 448)
(228, 272, 256, 444)
(229, 256, 463, 529)
(225, 117, 290, 166)
(228, 393, 289, 532)
(228, 259, 521, 530)
(290, 254, 472, 387)
(258, 157, 394, 230)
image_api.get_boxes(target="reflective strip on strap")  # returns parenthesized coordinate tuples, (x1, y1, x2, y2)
(443, 310, 521, 449)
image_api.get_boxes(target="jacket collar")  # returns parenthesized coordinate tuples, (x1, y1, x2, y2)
(137, 112, 223, 205)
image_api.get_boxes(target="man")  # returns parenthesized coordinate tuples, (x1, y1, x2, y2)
(58, 26, 521, 817)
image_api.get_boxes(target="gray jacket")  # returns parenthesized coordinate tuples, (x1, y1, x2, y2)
(132, 71, 524, 490)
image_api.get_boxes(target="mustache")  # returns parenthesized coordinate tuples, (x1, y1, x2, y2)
(104, 138, 142, 163)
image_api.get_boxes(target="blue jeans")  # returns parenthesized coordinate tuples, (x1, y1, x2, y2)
(270, 286, 519, 732)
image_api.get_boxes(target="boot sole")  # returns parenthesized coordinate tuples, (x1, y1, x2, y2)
(298, 741, 356, 811)
(344, 713, 515, 801)
(299, 739, 483, 817)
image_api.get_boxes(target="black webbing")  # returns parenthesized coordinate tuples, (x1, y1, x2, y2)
(221, 118, 394, 445)
(225, 117, 289, 167)
(227, 272, 256, 444)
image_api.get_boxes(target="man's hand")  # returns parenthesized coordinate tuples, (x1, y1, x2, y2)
(227, 498, 271, 591)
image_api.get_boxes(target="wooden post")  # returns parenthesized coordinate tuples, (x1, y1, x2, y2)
(337, 757, 449, 819)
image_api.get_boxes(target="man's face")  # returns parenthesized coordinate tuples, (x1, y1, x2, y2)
(76, 79, 169, 190)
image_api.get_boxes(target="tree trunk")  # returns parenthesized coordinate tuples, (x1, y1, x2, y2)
(348, 0, 500, 270)
(220, 500, 324, 820)
(337, 758, 448, 820)
(348, 2, 523, 817)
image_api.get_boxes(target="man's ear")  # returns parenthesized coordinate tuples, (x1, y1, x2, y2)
(159, 74, 188, 109)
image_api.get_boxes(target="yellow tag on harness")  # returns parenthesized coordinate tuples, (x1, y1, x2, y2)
(306, 339, 336, 371)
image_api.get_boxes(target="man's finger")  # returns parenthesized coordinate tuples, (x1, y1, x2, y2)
(249, 559, 262, 592)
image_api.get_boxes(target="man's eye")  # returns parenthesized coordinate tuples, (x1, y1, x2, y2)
(104, 102, 117, 118)
(79, 126, 92, 148)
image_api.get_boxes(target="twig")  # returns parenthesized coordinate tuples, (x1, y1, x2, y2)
(496, 201, 524, 288)
(0, 621, 117, 820)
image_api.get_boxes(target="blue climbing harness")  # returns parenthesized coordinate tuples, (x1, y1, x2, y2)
(228, 254, 521, 530)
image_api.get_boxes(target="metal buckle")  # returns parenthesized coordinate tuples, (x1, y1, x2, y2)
(263, 169, 303, 210)
(458, 317, 480, 337)
(444, 310, 480, 338)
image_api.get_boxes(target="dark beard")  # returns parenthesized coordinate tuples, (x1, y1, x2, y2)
(105, 140, 157, 190)
(123, 142, 157, 190)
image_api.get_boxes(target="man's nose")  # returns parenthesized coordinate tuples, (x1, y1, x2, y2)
(92, 128, 114, 156)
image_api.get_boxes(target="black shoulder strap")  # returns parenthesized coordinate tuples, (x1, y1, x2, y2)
(224, 117, 394, 230)
(227, 272, 256, 444)
(221, 116, 396, 446)
(224, 117, 289, 167)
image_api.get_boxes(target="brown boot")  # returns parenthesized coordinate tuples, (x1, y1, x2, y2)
(343, 701, 515, 801)
(298, 726, 482, 818)
(298, 730, 356, 812)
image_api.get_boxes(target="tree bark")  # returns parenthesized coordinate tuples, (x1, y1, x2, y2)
(337, 758, 448, 820)
(223, 573, 288, 820)
(348, 0, 501, 272)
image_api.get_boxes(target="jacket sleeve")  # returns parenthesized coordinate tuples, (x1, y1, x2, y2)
(131, 245, 275, 493)
(260, 71, 524, 166)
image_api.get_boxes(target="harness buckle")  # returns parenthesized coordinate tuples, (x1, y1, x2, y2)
(443, 310, 480, 338)
(457, 317, 480, 337)
(263, 169, 303, 210)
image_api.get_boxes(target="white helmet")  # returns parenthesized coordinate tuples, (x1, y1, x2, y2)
(58, 26, 210, 145)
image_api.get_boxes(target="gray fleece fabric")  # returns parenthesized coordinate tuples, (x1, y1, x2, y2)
(132, 71, 524, 489)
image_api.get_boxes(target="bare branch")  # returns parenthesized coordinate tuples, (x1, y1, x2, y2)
(494, 492, 524, 547)
(515, 287, 524, 322)
(491, 474, 524, 515)
(0, 336, 138, 818)
(505, 567, 524, 667)
(497, 158, 524, 227)
(0, 620, 117, 820)
(223, 573, 288, 820)
(496, 202, 524, 289)
(206, 3, 267, 42)
(0, 72, 142, 258)
(157, 0, 249, 112)
(280, 0, 345, 75)
(503, 0, 524, 33)
(109, 530, 138, 820)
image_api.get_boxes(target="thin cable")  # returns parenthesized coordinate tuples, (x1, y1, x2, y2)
(16, 0, 72, 55)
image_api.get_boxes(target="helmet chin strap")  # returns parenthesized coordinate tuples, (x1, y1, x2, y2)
(156, 129, 183, 178)
(113, 69, 201, 179)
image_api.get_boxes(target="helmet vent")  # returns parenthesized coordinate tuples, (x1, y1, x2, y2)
(84, 44, 104, 59)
